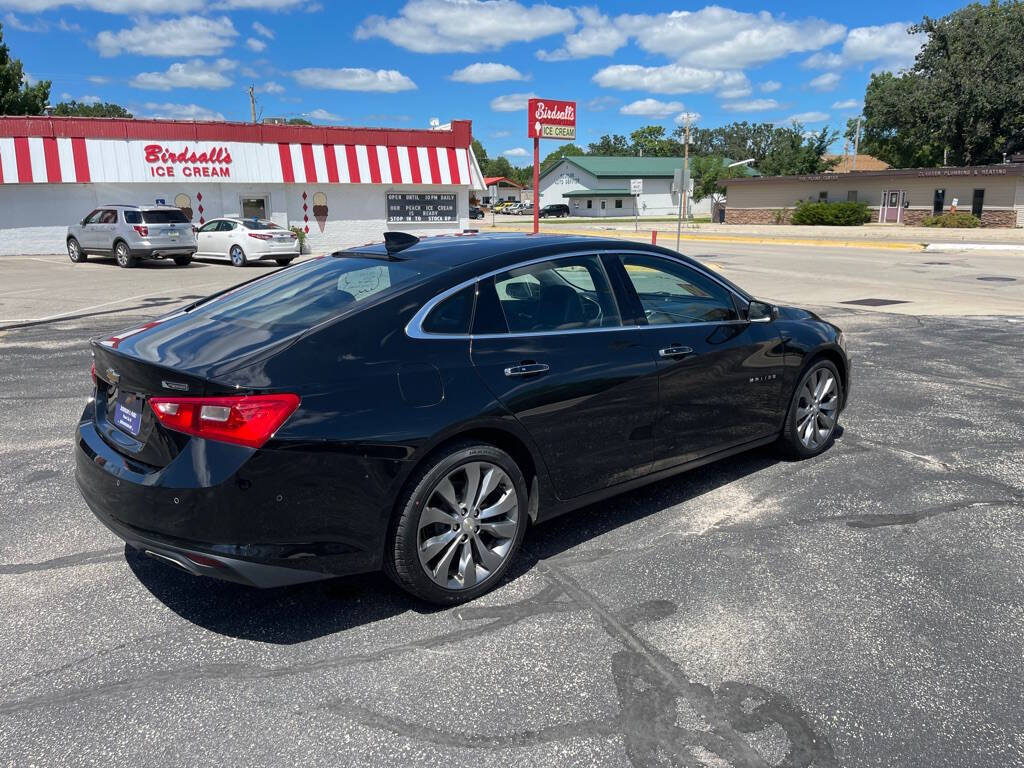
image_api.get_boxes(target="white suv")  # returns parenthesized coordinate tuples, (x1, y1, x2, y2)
(66, 205, 198, 268)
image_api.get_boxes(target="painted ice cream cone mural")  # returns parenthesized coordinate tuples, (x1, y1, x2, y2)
(312, 192, 328, 233)
(174, 193, 193, 221)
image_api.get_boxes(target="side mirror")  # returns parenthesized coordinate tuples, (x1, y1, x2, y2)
(747, 300, 775, 323)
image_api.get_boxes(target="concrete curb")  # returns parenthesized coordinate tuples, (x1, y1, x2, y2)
(923, 242, 1024, 253)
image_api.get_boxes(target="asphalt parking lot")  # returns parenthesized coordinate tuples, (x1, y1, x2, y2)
(1, 248, 1022, 767)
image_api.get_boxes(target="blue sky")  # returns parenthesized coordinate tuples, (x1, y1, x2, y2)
(1, 0, 963, 163)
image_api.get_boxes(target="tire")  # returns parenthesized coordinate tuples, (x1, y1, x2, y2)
(275, 258, 294, 267)
(229, 245, 247, 267)
(384, 441, 528, 605)
(67, 238, 86, 263)
(114, 241, 138, 269)
(778, 359, 843, 459)
(173, 255, 192, 267)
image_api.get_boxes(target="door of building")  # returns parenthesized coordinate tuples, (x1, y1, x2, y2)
(880, 189, 904, 223)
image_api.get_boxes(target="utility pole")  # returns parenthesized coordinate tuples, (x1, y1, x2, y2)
(852, 115, 862, 171)
(675, 113, 690, 251)
(247, 85, 257, 124)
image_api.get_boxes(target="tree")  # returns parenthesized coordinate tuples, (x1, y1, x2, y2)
(856, 1, 1024, 166)
(587, 133, 631, 156)
(471, 138, 488, 168)
(758, 124, 839, 176)
(286, 117, 312, 125)
(690, 156, 747, 208)
(53, 101, 133, 118)
(675, 121, 783, 166)
(628, 125, 682, 157)
(0, 22, 50, 115)
(540, 142, 584, 170)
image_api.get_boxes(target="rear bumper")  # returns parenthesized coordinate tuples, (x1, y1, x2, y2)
(74, 400, 386, 588)
(130, 246, 197, 258)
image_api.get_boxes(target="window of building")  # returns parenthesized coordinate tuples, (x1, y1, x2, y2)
(972, 189, 985, 218)
(600, 201, 606, 210)
(933, 188, 946, 214)
(615, 199, 623, 209)
(586, 199, 592, 209)
(819, 191, 828, 202)
(847, 191, 858, 202)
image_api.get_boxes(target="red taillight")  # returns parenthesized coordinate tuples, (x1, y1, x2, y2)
(148, 394, 300, 449)
(132, 225, 149, 237)
(90, 361, 97, 385)
(289, 233, 297, 240)
(248, 232, 273, 241)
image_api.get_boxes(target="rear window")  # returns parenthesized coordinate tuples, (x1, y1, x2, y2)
(241, 220, 284, 230)
(142, 209, 190, 224)
(190, 256, 427, 335)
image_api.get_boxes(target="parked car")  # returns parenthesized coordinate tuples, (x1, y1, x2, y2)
(517, 204, 535, 216)
(539, 204, 571, 218)
(67, 205, 197, 268)
(469, 206, 484, 220)
(493, 201, 514, 212)
(195, 217, 299, 267)
(76, 232, 849, 604)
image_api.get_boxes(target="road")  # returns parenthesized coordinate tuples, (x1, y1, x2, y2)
(0, 249, 1022, 766)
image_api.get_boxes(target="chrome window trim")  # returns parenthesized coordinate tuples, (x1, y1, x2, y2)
(405, 248, 752, 341)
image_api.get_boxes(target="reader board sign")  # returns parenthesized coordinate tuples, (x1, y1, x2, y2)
(386, 193, 457, 223)
(528, 99, 576, 141)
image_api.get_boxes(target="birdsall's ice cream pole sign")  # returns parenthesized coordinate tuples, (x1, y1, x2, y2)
(527, 99, 576, 141)
(145, 144, 233, 178)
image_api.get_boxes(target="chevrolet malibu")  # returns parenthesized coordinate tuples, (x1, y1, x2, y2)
(75, 233, 849, 604)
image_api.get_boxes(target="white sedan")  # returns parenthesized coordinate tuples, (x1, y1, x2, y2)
(195, 217, 300, 267)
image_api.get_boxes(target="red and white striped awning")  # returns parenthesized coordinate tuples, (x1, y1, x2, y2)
(0, 118, 485, 189)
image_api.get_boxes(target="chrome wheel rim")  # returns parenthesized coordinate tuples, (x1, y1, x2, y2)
(230, 247, 244, 266)
(796, 368, 838, 449)
(116, 245, 128, 265)
(417, 461, 519, 590)
(68, 240, 80, 260)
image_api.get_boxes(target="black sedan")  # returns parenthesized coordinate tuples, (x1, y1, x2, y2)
(75, 232, 849, 604)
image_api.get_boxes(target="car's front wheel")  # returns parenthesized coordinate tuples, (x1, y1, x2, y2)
(229, 245, 247, 267)
(385, 442, 528, 604)
(779, 359, 843, 458)
(67, 238, 86, 263)
(114, 242, 138, 268)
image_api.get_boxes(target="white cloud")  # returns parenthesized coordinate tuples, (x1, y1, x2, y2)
(214, 0, 309, 8)
(130, 59, 236, 91)
(261, 80, 285, 94)
(356, 0, 575, 54)
(491, 130, 510, 137)
(79, 94, 101, 105)
(3, 12, 48, 32)
(252, 21, 275, 38)
(616, 8, 845, 69)
(0, 0, 203, 11)
(96, 16, 238, 58)
(449, 62, 526, 83)
(292, 68, 416, 92)
(620, 98, 685, 118)
(307, 108, 342, 122)
(87, 75, 109, 84)
(502, 147, 528, 157)
(586, 95, 619, 112)
(808, 72, 840, 91)
(57, 18, 81, 32)
(673, 111, 701, 125)
(245, 37, 267, 52)
(138, 102, 225, 121)
(718, 84, 752, 99)
(832, 98, 861, 110)
(802, 51, 843, 69)
(489, 92, 535, 111)
(593, 64, 749, 95)
(60, 91, 72, 100)
(721, 98, 780, 112)
(783, 111, 830, 124)
(842, 22, 924, 71)
(759, 80, 782, 93)
(536, 7, 626, 61)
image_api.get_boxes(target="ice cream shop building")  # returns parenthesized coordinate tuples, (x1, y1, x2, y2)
(0, 116, 486, 254)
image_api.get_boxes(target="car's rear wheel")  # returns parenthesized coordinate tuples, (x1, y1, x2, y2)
(385, 442, 527, 604)
(779, 359, 843, 458)
(229, 245, 247, 267)
(275, 258, 294, 266)
(173, 255, 192, 266)
(114, 241, 138, 268)
(67, 238, 86, 263)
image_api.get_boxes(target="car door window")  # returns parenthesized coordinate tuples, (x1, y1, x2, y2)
(491, 255, 620, 333)
(99, 209, 118, 224)
(220, 221, 237, 232)
(198, 221, 220, 233)
(82, 209, 102, 225)
(617, 254, 738, 325)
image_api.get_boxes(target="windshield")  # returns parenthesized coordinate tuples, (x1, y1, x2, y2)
(188, 256, 428, 335)
(142, 209, 190, 224)
(241, 220, 284, 230)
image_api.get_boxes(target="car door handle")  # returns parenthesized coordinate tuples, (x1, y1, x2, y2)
(658, 345, 694, 358)
(504, 363, 550, 377)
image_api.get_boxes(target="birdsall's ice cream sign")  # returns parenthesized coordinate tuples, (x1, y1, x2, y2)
(145, 144, 232, 178)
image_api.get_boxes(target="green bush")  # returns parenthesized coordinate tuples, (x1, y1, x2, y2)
(290, 225, 307, 252)
(920, 212, 981, 228)
(790, 200, 872, 226)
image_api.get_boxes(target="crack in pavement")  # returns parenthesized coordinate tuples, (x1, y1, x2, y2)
(0, 547, 124, 575)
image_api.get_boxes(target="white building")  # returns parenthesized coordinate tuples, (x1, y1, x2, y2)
(538, 155, 712, 218)
(0, 116, 485, 255)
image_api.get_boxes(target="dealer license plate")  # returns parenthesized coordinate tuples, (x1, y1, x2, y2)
(114, 391, 143, 437)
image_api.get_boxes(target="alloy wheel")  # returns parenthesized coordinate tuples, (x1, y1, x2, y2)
(230, 246, 245, 267)
(416, 461, 519, 590)
(115, 244, 129, 267)
(795, 368, 839, 449)
(68, 239, 82, 262)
